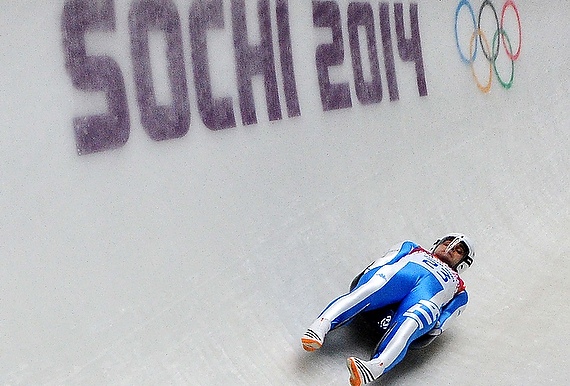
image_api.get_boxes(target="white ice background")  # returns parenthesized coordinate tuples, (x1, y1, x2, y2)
(1, 1, 569, 385)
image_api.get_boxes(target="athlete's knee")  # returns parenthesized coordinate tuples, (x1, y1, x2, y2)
(402, 300, 441, 330)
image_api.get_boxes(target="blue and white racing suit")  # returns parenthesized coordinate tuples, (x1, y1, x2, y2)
(317, 241, 468, 373)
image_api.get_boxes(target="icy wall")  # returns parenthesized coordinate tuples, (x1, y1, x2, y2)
(1, 1, 569, 384)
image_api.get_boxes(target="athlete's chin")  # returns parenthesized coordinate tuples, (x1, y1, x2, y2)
(435, 254, 450, 265)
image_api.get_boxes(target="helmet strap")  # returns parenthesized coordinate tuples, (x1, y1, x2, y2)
(453, 256, 473, 273)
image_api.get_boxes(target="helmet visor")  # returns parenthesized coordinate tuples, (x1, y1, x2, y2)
(443, 236, 469, 258)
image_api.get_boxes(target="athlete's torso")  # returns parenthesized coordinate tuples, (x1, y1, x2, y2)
(403, 247, 465, 298)
(363, 241, 466, 303)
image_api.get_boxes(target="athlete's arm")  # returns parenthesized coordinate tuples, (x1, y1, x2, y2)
(429, 290, 469, 336)
(364, 241, 418, 272)
(350, 241, 419, 291)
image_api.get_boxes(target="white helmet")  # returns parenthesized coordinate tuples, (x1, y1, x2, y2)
(431, 233, 475, 273)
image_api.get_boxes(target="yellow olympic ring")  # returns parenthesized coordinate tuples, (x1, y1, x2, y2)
(469, 29, 492, 94)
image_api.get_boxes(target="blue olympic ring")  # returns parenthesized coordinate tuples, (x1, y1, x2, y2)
(455, 0, 477, 64)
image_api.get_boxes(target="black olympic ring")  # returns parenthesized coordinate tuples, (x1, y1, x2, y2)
(454, 0, 522, 92)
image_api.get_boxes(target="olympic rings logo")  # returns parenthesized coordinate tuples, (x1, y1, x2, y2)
(454, 0, 522, 93)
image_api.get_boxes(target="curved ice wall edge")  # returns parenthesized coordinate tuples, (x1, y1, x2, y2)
(1, 1, 569, 384)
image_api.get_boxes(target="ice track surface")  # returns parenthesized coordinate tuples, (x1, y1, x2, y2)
(1, 1, 569, 385)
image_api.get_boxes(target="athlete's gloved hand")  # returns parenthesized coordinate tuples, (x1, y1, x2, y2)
(426, 322, 442, 336)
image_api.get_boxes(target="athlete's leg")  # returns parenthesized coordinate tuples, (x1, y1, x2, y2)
(302, 263, 413, 351)
(346, 280, 444, 384)
(321, 263, 414, 328)
(346, 317, 420, 385)
(376, 300, 439, 358)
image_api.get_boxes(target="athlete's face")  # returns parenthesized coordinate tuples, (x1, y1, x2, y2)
(434, 239, 467, 268)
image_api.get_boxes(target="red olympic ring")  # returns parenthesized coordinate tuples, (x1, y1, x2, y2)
(501, 0, 522, 60)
